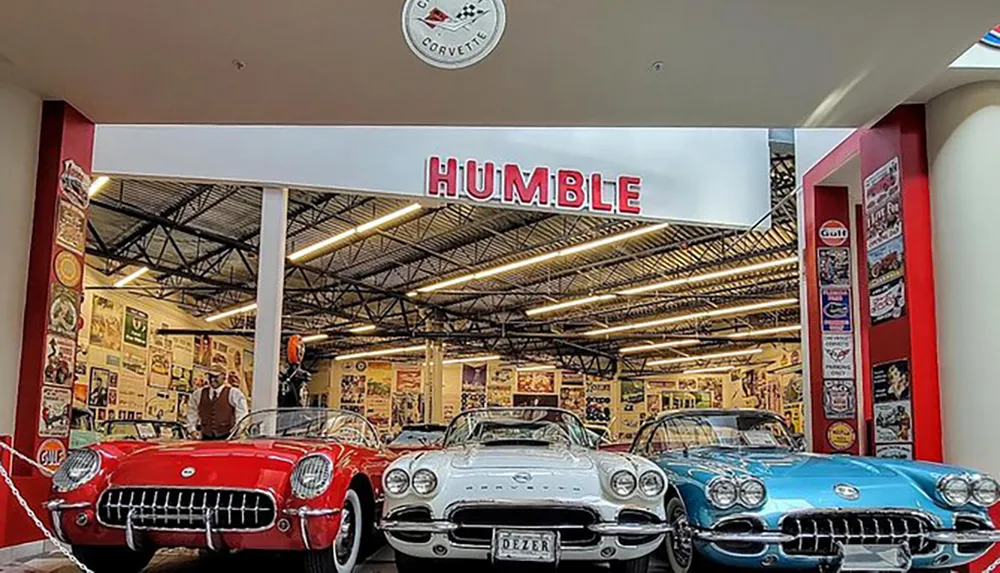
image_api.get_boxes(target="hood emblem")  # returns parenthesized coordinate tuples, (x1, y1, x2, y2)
(512, 472, 532, 484)
(834, 483, 859, 500)
(181, 467, 196, 479)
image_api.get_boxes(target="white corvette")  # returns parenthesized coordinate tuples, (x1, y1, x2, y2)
(380, 407, 670, 573)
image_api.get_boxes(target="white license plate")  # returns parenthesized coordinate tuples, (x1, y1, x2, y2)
(492, 529, 558, 563)
(841, 545, 911, 572)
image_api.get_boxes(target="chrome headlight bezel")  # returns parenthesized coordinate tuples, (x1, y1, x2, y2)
(937, 474, 972, 507)
(638, 470, 666, 498)
(972, 476, 1000, 507)
(738, 477, 767, 508)
(706, 476, 739, 509)
(610, 470, 638, 498)
(384, 468, 410, 496)
(52, 449, 101, 493)
(411, 469, 438, 496)
(290, 453, 334, 500)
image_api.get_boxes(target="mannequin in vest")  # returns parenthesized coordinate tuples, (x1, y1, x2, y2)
(186, 367, 249, 440)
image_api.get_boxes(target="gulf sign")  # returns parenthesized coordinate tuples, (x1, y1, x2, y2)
(426, 157, 642, 215)
(819, 220, 849, 247)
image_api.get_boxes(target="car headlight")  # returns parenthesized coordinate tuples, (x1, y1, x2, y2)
(52, 450, 101, 493)
(972, 476, 1000, 506)
(290, 454, 334, 499)
(938, 475, 971, 507)
(610, 470, 637, 497)
(738, 478, 767, 507)
(412, 469, 438, 495)
(639, 470, 665, 497)
(706, 476, 738, 509)
(384, 468, 410, 495)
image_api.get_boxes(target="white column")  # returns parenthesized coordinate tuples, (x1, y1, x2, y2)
(251, 186, 288, 412)
(926, 82, 1000, 475)
(430, 340, 444, 423)
(0, 86, 41, 437)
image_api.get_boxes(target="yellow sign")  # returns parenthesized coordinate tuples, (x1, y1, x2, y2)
(827, 422, 857, 451)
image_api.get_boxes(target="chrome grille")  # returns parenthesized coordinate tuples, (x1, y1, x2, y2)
(98, 488, 276, 531)
(448, 505, 598, 547)
(780, 512, 936, 556)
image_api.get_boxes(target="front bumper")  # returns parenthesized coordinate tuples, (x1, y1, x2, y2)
(693, 526, 1000, 545)
(381, 519, 672, 537)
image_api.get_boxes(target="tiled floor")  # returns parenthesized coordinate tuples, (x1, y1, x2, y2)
(0, 545, 667, 573)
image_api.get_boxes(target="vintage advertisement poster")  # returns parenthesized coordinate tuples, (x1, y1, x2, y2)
(867, 236, 904, 287)
(822, 379, 857, 420)
(176, 392, 191, 420)
(870, 277, 906, 325)
(395, 368, 422, 393)
(873, 359, 911, 404)
(55, 201, 87, 254)
(149, 346, 171, 388)
(821, 334, 855, 379)
(820, 288, 853, 333)
(340, 374, 366, 405)
(875, 444, 913, 460)
(561, 372, 584, 386)
(54, 249, 83, 289)
(170, 365, 191, 392)
(117, 373, 148, 412)
(392, 393, 424, 430)
(72, 382, 88, 408)
(38, 385, 72, 438)
(516, 371, 556, 394)
(89, 295, 123, 351)
(89, 367, 112, 408)
(144, 389, 177, 421)
(818, 248, 851, 287)
(123, 307, 149, 348)
(620, 379, 645, 404)
(585, 379, 613, 424)
(487, 367, 514, 407)
(122, 345, 147, 378)
(875, 401, 913, 444)
(864, 157, 903, 250)
(461, 364, 487, 411)
(44, 334, 75, 387)
(559, 386, 586, 417)
(194, 334, 212, 368)
(49, 284, 79, 338)
(512, 394, 558, 407)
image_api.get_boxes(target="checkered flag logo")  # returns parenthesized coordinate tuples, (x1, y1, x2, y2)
(455, 4, 485, 20)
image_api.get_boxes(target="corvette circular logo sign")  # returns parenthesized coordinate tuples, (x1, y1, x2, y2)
(402, 0, 507, 69)
(819, 220, 849, 247)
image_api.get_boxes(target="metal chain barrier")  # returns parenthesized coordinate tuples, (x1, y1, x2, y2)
(0, 439, 53, 477)
(984, 551, 1000, 573)
(0, 440, 93, 573)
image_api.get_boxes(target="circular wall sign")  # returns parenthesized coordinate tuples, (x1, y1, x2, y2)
(402, 0, 507, 70)
(826, 421, 857, 451)
(36, 438, 67, 473)
(819, 220, 849, 247)
(54, 250, 83, 288)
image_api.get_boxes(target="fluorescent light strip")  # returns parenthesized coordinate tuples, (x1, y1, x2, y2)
(88, 176, 110, 197)
(526, 294, 617, 316)
(288, 203, 422, 262)
(516, 365, 557, 372)
(620, 339, 701, 355)
(205, 302, 258, 323)
(301, 334, 329, 343)
(414, 223, 669, 294)
(348, 324, 377, 334)
(619, 257, 798, 295)
(443, 355, 501, 365)
(585, 298, 798, 337)
(684, 366, 735, 375)
(334, 344, 426, 362)
(729, 325, 802, 338)
(113, 266, 149, 288)
(524, 256, 797, 316)
(648, 348, 762, 367)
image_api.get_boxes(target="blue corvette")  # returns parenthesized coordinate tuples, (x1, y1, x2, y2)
(630, 409, 1000, 572)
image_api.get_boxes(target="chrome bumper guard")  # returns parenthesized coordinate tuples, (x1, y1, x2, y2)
(380, 519, 670, 536)
(121, 508, 224, 552)
(44, 499, 91, 544)
(284, 507, 340, 551)
(694, 529, 1000, 546)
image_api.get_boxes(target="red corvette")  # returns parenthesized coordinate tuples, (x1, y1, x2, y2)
(45, 408, 394, 573)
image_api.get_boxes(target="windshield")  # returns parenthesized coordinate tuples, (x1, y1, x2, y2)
(647, 411, 794, 452)
(106, 420, 187, 441)
(444, 407, 590, 448)
(389, 427, 445, 447)
(232, 408, 379, 447)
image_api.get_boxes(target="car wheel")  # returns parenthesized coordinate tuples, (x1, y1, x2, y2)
(663, 496, 706, 573)
(394, 550, 442, 573)
(71, 546, 155, 573)
(304, 488, 364, 573)
(610, 554, 651, 573)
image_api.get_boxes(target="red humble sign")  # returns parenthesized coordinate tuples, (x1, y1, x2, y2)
(426, 157, 643, 215)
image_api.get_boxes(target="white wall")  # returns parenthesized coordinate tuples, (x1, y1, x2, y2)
(925, 81, 1000, 475)
(0, 85, 41, 436)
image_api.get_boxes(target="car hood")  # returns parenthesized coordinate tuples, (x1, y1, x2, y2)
(681, 448, 899, 479)
(106, 439, 337, 490)
(448, 444, 596, 470)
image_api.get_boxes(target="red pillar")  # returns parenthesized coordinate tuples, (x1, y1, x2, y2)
(858, 105, 942, 462)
